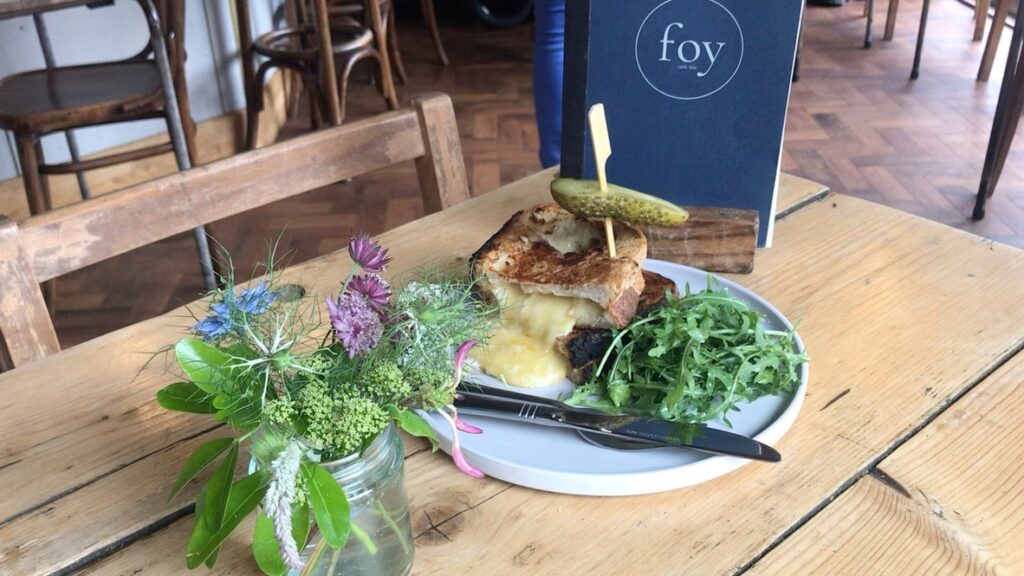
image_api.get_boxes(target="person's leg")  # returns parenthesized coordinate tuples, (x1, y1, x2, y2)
(533, 0, 565, 168)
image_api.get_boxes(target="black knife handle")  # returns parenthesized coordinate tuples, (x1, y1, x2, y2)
(453, 392, 563, 422)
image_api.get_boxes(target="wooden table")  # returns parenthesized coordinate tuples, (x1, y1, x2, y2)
(3, 169, 1024, 575)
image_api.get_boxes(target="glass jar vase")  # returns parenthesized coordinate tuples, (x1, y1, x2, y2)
(293, 424, 414, 576)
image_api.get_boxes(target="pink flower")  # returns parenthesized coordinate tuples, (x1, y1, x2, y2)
(325, 293, 383, 358)
(347, 274, 391, 312)
(348, 233, 391, 274)
(451, 444, 485, 478)
(438, 408, 485, 479)
(454, 416, 482, 434)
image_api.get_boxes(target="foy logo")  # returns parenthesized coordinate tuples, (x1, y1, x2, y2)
(635, 0, 744, 100)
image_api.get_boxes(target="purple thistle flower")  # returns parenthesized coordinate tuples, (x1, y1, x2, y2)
(347, 274, 391, 311)
(325, 293, 384, 358)
(348, 233, 391, 274)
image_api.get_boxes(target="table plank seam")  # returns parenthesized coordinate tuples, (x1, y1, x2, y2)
(868, 467, 913, 500)
(52, 503, 195, 576)
(0, 422, 220, 528)
(775, 190, 833, 221)
(732, 336, 1024, 576)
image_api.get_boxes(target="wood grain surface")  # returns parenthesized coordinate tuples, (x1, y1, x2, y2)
(3, 169, 1023, 575)
(747, 351, 1024, 575)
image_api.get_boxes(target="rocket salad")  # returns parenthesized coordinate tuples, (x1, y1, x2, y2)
(566, 282, 808, 426)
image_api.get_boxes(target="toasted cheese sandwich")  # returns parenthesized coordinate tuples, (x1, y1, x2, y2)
(469, 204, 649, 387)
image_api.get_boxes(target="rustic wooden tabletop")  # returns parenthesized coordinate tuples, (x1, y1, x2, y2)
(2, 168, 1023, 575)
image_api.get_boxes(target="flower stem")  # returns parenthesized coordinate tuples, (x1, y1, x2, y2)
(350, 523, 378, 555)
(326, 547, 341, 575)
(374, 498, 410, 554)
(298, 536, 328, 576)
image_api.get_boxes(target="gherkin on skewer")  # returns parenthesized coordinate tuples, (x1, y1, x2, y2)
(550, 178, 689, 227)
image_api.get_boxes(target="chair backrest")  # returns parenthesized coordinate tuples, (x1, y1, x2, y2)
(0, 93, 469, 370)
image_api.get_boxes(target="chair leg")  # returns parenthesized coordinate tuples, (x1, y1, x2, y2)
(386, 1, 408, 84)
(864, 0, 875, 48)
(34, 141, 53, 212)
(12, 133, 58, 315)
(978, 0, 1011, 81)
(13, 132, 47, 216)
(974, 0, 991, 42)
(248, 60, 288, 149)
(910, 0, 931, 80)
(421, 0, 449, 66)
(884, 0, 899, 41)
(367, 0, 400, 109)
(987, 61, 1024, 195)
(973, 6, 1023, 219)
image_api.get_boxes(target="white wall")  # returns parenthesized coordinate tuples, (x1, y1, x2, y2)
(0, 0, 283, 181)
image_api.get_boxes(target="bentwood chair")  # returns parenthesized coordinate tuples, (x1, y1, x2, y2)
(239, 0, 398, 150)
(0, 93, 469, 371)
(0, 0, 196, 216)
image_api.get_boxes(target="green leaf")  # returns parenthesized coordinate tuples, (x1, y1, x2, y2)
(202, 442, 239, 532)
(156, 382, 217, 414)
(175, 338, 233, 394)
(302, 462, 350, 550)
(386, 405, 438, 450)
(169, 437, 235, 500)
(186, 470, 269, 569)
(253, 512, 288, 576)
(608, 383, 630, 406)
(253, 501, 311, 576)
(292, 500, 311, 551)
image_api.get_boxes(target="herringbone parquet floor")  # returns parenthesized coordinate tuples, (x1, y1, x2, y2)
(48, 0, 1024, 348)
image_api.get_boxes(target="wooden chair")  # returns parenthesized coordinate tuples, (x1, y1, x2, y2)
(0, 93, 469, 371)
(239, 0, 397, 150)
(0, 0, 196, 216)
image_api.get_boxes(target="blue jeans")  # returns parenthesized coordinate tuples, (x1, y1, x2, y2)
(533, 0, 565, 168)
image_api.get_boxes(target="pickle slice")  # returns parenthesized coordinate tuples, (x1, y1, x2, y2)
(550, 178, 689, 227)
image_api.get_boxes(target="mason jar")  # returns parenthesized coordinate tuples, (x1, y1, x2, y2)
(293, 424, 414, 576)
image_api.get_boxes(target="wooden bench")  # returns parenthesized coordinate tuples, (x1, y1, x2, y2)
(0, 93, 469, 370)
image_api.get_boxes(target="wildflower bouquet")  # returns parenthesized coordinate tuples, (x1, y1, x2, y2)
(157, 235, 495, 574)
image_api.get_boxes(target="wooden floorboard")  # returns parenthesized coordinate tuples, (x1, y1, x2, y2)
(13, 0, 1024, 348)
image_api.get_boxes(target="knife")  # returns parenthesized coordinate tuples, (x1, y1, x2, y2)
(453, 386, 781, 463)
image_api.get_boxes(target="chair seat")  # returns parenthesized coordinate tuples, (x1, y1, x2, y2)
(0, 61, 164, 133)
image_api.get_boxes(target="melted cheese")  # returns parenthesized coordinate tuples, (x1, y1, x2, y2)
(473, 284, 604, 388)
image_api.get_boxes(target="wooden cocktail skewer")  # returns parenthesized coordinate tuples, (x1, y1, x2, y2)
(587, 103, 617, 258)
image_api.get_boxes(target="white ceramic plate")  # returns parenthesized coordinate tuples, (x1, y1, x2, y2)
(418, 260, 808, 496)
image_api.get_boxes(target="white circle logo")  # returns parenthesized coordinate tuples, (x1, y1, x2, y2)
(634, 0, 745, 101)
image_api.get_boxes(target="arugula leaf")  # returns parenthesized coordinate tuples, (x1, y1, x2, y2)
(302, 462, 351, 549)
(175, 339, 234, 394)
(156, 382, 216, 414)
(186, 470, 269, 569)
(169, 437, 235, 500)
(569, 284, 808, 425)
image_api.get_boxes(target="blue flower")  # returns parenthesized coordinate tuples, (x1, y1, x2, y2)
(238, 282, 276, 315)
(192, 314, 233, 341)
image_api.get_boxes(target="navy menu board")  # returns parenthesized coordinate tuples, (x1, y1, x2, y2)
(561, 0, 804, 246)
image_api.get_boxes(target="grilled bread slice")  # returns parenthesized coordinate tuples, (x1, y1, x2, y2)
(471, 204, 648, 329)
(558, 270, 679, 384)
